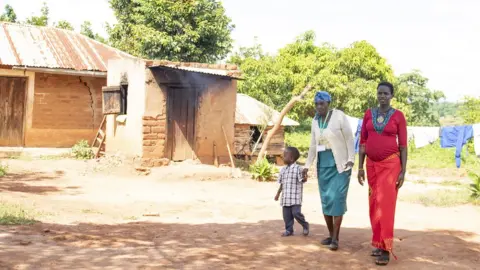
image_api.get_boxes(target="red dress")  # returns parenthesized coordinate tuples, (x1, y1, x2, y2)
(360, 108, 407, 257)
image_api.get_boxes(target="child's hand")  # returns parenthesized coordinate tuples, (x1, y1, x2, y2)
(274, 194, 280, 201)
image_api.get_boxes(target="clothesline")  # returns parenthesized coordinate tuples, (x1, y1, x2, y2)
(345, 115, 480, 168)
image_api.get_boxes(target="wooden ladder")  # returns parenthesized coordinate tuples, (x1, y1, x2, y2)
(91, 116, 107, 158)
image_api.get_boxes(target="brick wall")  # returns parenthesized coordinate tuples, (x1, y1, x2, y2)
(25, 72, 105, 147)
(141, 114, 168, 167)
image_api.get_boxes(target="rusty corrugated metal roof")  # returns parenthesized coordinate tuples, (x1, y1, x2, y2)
(146, 60, 242, 79)
(0, 22, 135, 72)
(236, 94, 299, 126)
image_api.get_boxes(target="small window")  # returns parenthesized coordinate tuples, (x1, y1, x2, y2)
(120, 83, 128, 115)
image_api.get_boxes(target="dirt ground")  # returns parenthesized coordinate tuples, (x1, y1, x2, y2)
(0, 157, 479, 270)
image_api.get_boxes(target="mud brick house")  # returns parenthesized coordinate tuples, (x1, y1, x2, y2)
(0, 22, 133, 147)
(105, 59, 241, 167)
(234, 93, 299, 164)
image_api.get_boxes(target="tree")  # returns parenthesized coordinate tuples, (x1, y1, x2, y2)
(459, 96, 480, 124)
(395, 70, 445, 126)
(230, 31, 395, 121)
(25, 2, 49, 26)
(108, 0, 234, 62)
(0, 4, 17, 22)
(80, 21, 107, 43)
(54, 20, 74, 31)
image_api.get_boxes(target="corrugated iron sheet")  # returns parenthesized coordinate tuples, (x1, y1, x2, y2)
(150, 64, 242, 79)
(236, 94, 299, 126)
(0, 22, 134, 72)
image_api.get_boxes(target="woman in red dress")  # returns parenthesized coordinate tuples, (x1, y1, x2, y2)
(357, 82, 408, 266)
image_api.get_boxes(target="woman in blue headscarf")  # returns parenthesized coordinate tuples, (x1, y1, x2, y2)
(303, 91, 355, 250)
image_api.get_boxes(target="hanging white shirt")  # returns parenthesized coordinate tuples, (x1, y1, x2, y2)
(408, 126, 440, 148)
(473, 124, 480, 156)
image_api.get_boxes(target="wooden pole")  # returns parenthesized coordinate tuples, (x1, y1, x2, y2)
(222, 126, 236, 168)
(256, 84, 313, 162)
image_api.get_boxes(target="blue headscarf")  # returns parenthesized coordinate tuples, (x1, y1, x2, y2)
(314, 91, 331, 103)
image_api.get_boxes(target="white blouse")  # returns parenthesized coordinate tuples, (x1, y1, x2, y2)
(305, 109, 355, 173)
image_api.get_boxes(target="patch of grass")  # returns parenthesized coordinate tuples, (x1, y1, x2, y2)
(0, 163, 7, 177)
(438, 180, 464, 187)
(124, 216, 138, 221)
(401, 188, 479, 208)
(408, 140, 480, 174)
(0, 202, 37, 225)
(81, 209, 101, 214)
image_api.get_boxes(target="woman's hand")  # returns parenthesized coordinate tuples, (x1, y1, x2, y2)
(302, 168, 309, 181)
(358, 169, 365, 186)
(346, 161, 354, 169)
(396, 171, 405, 189)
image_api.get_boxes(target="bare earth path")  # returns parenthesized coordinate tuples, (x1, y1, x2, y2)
(0, 159, 479, 269)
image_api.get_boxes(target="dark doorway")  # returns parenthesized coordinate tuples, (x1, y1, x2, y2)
(0, 77, 26, 146)
(166, 86, 198, 161)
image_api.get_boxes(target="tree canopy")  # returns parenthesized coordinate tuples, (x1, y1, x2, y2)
(54, 20, 74, 31)
(0, 4, 17, 22)
(230, 31, 444, 124)
(25, 2, 49, 26)
(108, 0, 234, 62)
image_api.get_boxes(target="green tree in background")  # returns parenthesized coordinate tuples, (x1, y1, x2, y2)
(230, 31, 396, 121)
(54, 20, 74, 31)
(108, 0, 234, 62)
(81, 21, 107, 43)
(460, 97, 480, 124)
(0, 4, 17, 22)
(396, 70, 445, 126)
(25, 2, 49, 26)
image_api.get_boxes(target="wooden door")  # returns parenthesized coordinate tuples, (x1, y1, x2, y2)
(0, 77, 26, 146)
(167, 86, 197, 161)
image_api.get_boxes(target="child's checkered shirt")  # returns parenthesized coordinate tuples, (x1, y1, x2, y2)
(277, 163, 304, 206)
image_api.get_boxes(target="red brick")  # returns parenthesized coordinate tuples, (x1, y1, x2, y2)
(152, 126, 166, 133)
(142, 116, 156, 120)
(143, 140, 156, 146)
(143, 126, 151, 134)
(143, 133, 158, 140)
(143, 146, 156, 152)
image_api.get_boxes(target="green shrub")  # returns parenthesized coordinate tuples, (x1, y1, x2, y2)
(285, 131, 310, 157)
(468, 170, 480, 200)
(0, 202, 37, 225)
(71, 140, 94, 160)
(0, 163, 7, 177)
(249, 157, 278, 182)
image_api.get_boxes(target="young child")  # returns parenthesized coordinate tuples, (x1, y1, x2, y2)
(274, 146, 309, 237)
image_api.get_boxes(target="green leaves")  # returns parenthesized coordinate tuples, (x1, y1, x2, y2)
(459, 96, 480, 125)
(0, 4, 17, 23)
(249, 157, 278, 182)
(108, 0, 234, 62)
(230, 32, 395, 121)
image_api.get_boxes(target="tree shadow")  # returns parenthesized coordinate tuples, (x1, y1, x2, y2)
(0, 171, 68, 195)
(0, 221, 478, 269)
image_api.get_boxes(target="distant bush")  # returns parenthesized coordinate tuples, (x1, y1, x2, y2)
(71, 140, 94, 160)
(285, 131, 310, 158)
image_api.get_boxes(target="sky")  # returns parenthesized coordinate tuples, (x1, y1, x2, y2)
(2, 0, 479, 101)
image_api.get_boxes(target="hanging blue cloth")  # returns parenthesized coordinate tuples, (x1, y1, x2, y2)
(440, 125, 474, 168)
(354, 119, 363, 153)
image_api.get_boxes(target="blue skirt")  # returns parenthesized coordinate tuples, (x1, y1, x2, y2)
(316, 150, 351, 216)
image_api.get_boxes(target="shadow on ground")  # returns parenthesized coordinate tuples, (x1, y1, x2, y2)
(0, 221, 478, 269)
(0, 171, 71, 195)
